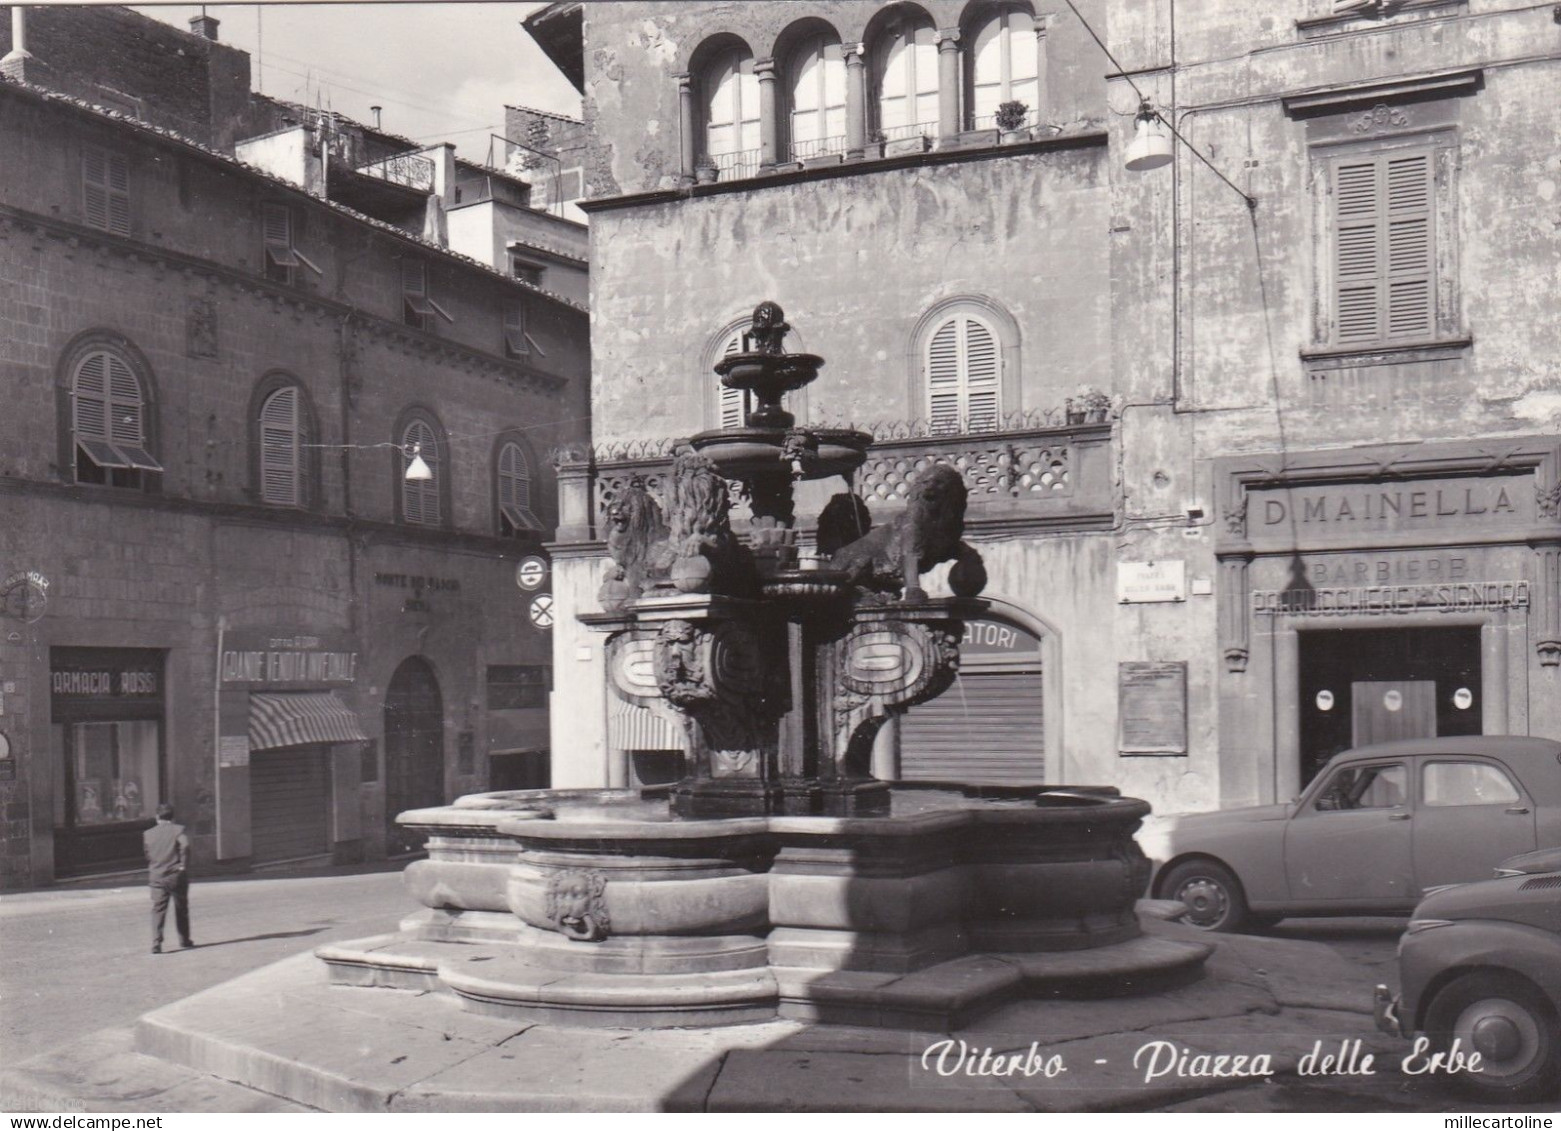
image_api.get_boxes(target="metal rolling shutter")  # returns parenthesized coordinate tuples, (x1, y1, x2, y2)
(899, 669, 1044, 784)
(249, 744, 331, 864)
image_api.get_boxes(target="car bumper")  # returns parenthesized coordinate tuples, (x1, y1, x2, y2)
(1373, 984, 1405, 1036)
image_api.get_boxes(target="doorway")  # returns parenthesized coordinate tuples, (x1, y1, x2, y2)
(1298, 626, 1481, 785)
(384, 656, 444, 856)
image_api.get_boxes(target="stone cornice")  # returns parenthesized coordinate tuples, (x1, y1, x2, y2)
(0, 206, 570, 396)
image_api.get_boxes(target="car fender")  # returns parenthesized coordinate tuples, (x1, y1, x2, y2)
(1151, 813, 1289, 907)
(1399, 919, 1561, 1032)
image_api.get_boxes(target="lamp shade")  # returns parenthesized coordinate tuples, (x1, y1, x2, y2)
(1125, 113, 1173, 172)
(404, 445, 433, 482)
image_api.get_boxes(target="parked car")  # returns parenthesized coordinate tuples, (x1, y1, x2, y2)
(1373, 857, 1561, 1102)
(1148, 736, 1561, 932)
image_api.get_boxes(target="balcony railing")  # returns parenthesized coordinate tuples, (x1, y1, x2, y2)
(879, 121, 939, 141)
(712, 148, 763, 181)
(789, 135, 847, 162)
(356, 152, 436, 193)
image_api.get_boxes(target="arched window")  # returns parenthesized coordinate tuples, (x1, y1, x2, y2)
(925, 312, 1002, 433)
(699, 44, 761, 180)
(258, 386, 303, 506)
(497, 440, 541, 535)
(400, 418, 442, 526)
(785, 32, 847, 161)
(71, 348, 161, 487)
(715, 328, 747, 429)
(871, 16, 939, 141)
(967, 6, 1040, 130)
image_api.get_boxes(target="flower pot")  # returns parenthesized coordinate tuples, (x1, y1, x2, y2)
(694, 165, 719, 185)
(884, 135, 931, 157)
(1000, 128, 1031, 144)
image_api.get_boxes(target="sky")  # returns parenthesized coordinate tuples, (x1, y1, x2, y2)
(131, 3, 582, 160)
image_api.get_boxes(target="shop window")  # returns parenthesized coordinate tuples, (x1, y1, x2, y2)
(924, 312, 1001, 433)
(398, 415, 444, 526)
(871, 17, 939, 142)
(487, 665, 549, 710)
(785, 32, 847, 161)
(496, 440, 541, 535)
(64, 721, 161, 825)
(261, 203, 320, 286)
(697, 40, 761, 179)
(82, 147, 131, 235)
(966, 5, 1041, 130)
(71, 348, 163, 487)
(402, 261, 452, 332)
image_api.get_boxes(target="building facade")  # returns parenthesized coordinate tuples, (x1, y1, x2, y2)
(0, 8, 590, 888)
(526, 0, 1560, 816)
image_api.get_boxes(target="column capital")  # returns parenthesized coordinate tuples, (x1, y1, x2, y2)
(934, 27, 961, 48)
(674, 71, 693, 90)
(754, 56, 778, 79)
(842, 42, 866, 62)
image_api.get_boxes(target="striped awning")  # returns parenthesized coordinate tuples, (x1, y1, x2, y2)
(248, 691, 369, 751)
(608, 697, 684, 752)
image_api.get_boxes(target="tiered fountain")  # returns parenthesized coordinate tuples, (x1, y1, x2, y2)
(319, 303, 1208, 1029)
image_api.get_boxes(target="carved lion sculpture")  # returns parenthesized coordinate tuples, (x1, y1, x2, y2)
(665, 447, 752, 593)
(598, 477, 672, 610)
(828, 464, 985, 602)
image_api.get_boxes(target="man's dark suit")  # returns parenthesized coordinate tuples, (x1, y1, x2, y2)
(144, 819, 192, 950)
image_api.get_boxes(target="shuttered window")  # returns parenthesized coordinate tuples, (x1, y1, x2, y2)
(504, 302, 530, 359)
(925, 314, 1001, 433)
(1332, 150, 1435, 347)
(262, 204, 320, 286)
(73, 350, 161, 481)
(717, 331, 748, 429)
(258, 386, 301, 506)
(401, 419, 441, 526)
(402, 262, 452, 331)
(498, 441, 540, 534)
(83, 148, 131, 236)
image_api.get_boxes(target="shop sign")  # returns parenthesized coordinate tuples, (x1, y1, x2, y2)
(1249, 477, 1531, 538)
(220, 631, 359, 687)
(1117, 561, 1187, 604)
(1252, 580, 1530, 617)
(50, 651, 162, 701)
(961, 619, 1042, 655)
(1, 571, 49, 623)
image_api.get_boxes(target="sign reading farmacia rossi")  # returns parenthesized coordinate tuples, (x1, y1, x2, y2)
(220, 630, 359, 687)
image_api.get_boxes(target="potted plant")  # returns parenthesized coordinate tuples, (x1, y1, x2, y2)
(1068, 387, 1112, 424)
(861, 128, 887, 160)
(694, 160, 720, 185)
(995, 100, 1030, 143)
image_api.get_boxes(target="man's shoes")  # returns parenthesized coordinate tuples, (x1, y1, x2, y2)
(151, 945, 162, 954)
(180, 940, 195, 949)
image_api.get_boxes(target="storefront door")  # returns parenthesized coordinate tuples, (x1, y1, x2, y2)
(384, 656, 444, 855)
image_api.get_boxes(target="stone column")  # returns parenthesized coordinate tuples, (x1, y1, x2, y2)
(755, 58, 780, 171)
(1218, 553, 1253, 673)
(1533, 539, 1561, 667)
(843, 42, 867, 160)
(674, 72, 697, 186)
(934, 29, 962, 148)
(1033, 16, 1050, 127)
(1, 6, 33, 81)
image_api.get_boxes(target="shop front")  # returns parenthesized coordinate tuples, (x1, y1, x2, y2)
(1215, 436, 1561, 807)
(216, 629, 368, 867)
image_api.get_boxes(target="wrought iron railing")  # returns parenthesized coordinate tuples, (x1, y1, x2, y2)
(356, 151, 436, 193)
(789, 135, 847, 162)
(712, 148, 763, 181)
(879, 121, 939, 141)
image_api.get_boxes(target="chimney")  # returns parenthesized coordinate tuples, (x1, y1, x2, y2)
(2, 6, 35, 82)
(370, 106, 383, 129)
(188, 12, 220, 41)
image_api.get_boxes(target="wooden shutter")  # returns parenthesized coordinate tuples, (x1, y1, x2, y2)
(74, 352, 111, 443)
(498, 442, 537, 532)
(1333, 150, 1434, 346)
(925, 314, 1001, 433)
(505, 303, 529, 357)
(402, 420, 440, 525)
(718, 332, 747, 428)
(83, 149, 130, 235)
(259, 387, 300, 506)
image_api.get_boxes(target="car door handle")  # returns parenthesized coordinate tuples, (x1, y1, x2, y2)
(1505, 806, 1530, 815)
(1387, 812, 1411, 821)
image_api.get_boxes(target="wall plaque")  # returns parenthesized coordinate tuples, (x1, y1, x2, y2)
(218, 735, 250, 768)
(1119, 661, 1188, 754)
(1117, 561, 1187, 604)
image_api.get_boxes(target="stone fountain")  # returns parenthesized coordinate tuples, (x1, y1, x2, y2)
(318, 303, 1207, 1030)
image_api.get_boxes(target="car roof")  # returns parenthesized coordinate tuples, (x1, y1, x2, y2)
(1332, 736, 1561, 763)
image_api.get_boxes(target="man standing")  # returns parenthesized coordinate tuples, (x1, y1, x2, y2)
(144, 802, 193, 954)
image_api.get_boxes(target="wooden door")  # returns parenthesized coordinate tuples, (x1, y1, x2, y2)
(1351, 680, 1436, 747)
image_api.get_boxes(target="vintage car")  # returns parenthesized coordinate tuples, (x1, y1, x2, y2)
(1373, 862, 1561, 1102)
(1148, 736, 1561, 932)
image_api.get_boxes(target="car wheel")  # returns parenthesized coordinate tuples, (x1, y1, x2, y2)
(1424, 971, 1560, 1103)
(1161, 859, 1249, 933)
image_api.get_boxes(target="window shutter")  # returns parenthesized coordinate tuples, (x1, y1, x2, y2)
(1385, 153, 1432, 340)
(505, 303, 529, 356)
(498, 441, 538, 531)
(259, 387, 300, 506)
(718, 332, 747, 429)
(83, 149, 110, 231)
(263, 203, 292, 248)
(403, 261, 426, 296)
(963, 318, 1001, 431)
(106, 354, 142, 446)
(926, 319, 962, 433)
(402, 420, 440, 525)
(105, 155, 131, 235)
(74, 352, 110, 441)
(912, 27, 939, 130)
(1333, 158, 1382, 345)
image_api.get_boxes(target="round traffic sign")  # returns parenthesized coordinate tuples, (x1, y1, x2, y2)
(528, 593, 555, 630)
(516, 555, 549, 591)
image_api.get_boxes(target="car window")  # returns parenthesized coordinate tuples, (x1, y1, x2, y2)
(1422, 761, 1521, 807)
(1313, 763, 1407, 812)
